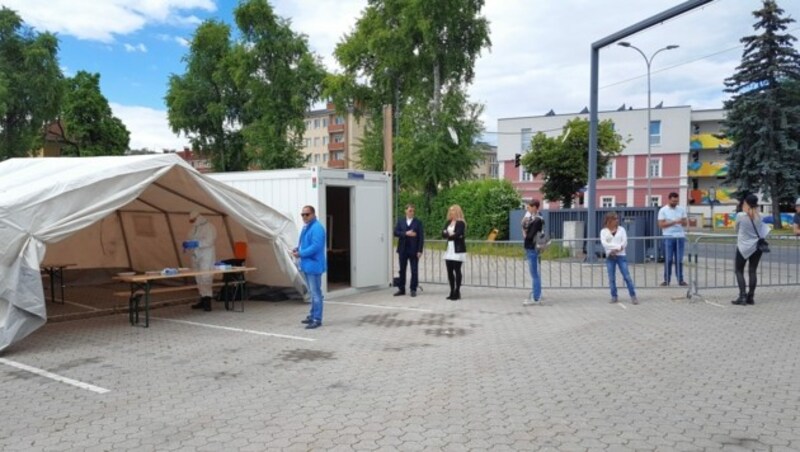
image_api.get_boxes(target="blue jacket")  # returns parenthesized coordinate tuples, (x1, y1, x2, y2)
(297, 218, 327, 275)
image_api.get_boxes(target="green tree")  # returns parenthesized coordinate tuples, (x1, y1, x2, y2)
(166, 20, 246, 171)
(166, 0, 324, 172)
(233, 0, 325, 169)
(0, 8, 63, 160)
(723, 0, 800, 228)
(395, 88, 483, 198)
(522, 118, 625, 208)
(326, 0, 490, 193)
(59, 71, 129, 156)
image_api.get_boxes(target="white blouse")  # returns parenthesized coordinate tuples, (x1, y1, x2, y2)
(600, 226, 628, 257)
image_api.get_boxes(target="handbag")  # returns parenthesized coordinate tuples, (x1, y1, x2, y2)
(749, 215, 770, 253)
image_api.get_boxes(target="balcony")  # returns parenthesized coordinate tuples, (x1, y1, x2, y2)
(687, 161, 728, 177)
(328, 159, 346, 169)
(328, 141, 345, 152)
(690, 133, 732, 150)
(328, 123, 345, 133)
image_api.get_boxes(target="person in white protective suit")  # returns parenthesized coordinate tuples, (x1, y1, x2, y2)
(187, 210, 217, 311)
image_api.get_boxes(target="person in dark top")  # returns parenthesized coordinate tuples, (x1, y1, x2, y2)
(393, 204, 424, 297)
(522, 199, 544, 305)
(442, 204, 467, 300)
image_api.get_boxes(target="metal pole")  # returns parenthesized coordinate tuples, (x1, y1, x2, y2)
(588, 48, 599, 262)
(646, 57, 652, 205)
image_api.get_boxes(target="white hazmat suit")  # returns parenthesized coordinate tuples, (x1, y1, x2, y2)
(188, 214, 217, 298)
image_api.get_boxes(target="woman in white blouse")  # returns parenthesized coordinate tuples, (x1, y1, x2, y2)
(600, 212, 638, 305)
(442, 204, 467, 300)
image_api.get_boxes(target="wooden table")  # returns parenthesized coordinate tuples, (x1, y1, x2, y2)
(114, 267, 256, 327)
(41, 263, 77, 304)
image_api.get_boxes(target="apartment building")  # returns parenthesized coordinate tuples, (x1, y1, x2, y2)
(474, 142, 499, 179)
(300, 103, 366, 169)
(497, 106, 731, 221)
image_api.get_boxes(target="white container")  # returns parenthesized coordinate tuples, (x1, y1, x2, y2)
(210, 167, 392, 295)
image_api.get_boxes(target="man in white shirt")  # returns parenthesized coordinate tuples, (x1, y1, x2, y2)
(658, 192, 688, 286)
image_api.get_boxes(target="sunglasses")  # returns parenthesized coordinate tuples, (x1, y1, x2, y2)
(301, 213, 312, 217)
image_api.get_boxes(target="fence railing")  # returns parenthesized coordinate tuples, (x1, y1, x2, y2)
(414, 234, 800, 298)
(688, 233, 800, 298)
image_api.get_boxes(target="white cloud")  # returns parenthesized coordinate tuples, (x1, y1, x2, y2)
(175, 36, 190, 47)
(123, 43, 147, 53)
(1, 0, 216, 42)
(110, 103, 189, 151)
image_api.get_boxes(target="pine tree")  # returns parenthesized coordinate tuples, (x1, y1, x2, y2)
(723, 0, 800, 228)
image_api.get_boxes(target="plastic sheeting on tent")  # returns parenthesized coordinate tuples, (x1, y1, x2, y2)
(0, 154, 303, 352)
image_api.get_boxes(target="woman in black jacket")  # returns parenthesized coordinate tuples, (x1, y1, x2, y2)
(442, 204, 467, 300)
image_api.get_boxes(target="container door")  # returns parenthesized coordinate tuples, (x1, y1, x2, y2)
(352, 185, 389, 287)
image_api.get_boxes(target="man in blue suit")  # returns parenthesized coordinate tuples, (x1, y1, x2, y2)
(394, 204, 424, 297)
(293, 205, 327, 329)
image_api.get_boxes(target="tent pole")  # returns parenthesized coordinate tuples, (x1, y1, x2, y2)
(117, 211, 133, 270)
(134, 198, 184, 268)
(222, 215, 236, 259)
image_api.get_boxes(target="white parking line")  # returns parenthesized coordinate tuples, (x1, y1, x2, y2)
(152, 318, 316, 341)
(0, 358, 110, 394)
(618, 303, 628, 310)
(63, 300, 101, 311)
(327, 301, 433, 313)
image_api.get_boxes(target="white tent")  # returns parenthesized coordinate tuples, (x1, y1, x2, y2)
(0, 154, 303, 352)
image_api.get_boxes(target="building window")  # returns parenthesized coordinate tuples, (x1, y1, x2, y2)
(322, 118, 328, 127)
(313, 119, 320, 129)
(604, 160, 615, 179)
(520, 169, 532, 182)
(305, 138, 311, 148)
(520, 128, 532, 152)
(313, 154, 319, 163)
(323, 154, 328, 162)
(648, 157, 662, 178)
(648, 195, 662, 207)
(322, 136, 328, 145)
(333, 133, 344, 143)
(649, 120, 662, 146)
(335, 116, 345, 125)
(314, 137, 320, 147)
(601, 196, 615, 208)
(332, 151, 344, 160)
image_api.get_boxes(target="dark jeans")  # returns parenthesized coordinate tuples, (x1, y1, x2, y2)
(445, 260, 463, 294)
(397, 251, 419, 291)
(735, 248, 763, 298)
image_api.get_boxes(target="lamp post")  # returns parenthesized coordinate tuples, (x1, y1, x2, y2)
(617, 42, 678, 207)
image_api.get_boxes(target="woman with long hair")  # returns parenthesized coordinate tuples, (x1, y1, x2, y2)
(600, 212, 638, 305)
(442, 204, 467, 300)
(732, 193, 765, 305)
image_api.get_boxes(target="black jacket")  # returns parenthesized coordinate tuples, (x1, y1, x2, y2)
(442, 220, 467, 254)
(394, 217, 424, 255)
(523, 216, 544, 250)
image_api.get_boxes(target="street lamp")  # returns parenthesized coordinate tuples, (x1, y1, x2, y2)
(617, 42, 679, 207)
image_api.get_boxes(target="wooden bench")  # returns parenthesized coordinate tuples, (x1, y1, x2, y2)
(112, 282, 225, 298)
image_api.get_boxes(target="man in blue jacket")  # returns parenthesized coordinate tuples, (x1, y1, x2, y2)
(293, 205, 327, 329)
(393, 204, 424, 297)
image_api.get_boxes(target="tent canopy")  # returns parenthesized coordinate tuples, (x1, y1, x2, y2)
(0, 154, 302, 352)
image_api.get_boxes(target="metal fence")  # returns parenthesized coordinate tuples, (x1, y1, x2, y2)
(415, 234, 800, 298)
(688, 233, 800, 298)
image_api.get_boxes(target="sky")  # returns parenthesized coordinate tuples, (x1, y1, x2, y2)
(1, 0, 799, 151)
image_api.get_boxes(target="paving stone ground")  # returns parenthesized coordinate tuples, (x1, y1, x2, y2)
(1, 283, 798, 451)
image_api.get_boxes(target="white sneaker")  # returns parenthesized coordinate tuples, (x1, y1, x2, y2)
(522, 299, 535, 306)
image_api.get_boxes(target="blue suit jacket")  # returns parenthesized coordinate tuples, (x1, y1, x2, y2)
(297, 218, 327, 274)
(394, 217, 424, 255)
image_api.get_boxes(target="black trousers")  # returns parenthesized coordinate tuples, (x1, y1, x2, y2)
(445, 260, 463, 293)
(735, 248, 763, 297)
(398, 251, 419, 291)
